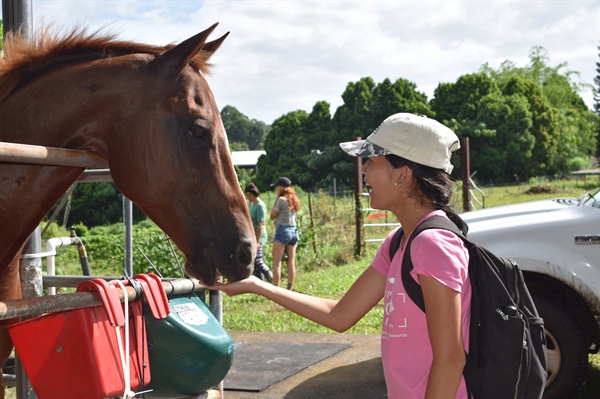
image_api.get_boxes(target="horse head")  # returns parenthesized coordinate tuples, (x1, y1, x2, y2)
(105, 24, 256, 284)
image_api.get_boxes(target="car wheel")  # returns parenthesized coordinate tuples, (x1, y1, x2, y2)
(535, 297, 588, 399)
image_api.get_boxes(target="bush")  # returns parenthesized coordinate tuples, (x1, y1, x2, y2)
(567, 156, 592, 172)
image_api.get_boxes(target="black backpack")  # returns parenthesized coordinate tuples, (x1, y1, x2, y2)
(389, 215, 547, 399)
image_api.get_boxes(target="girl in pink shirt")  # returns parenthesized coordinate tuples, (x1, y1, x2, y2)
(372, 210, 471, 398)
(208, 113, 471, 398)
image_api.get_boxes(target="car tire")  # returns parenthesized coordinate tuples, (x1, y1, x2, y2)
(535, 297, 589, 399)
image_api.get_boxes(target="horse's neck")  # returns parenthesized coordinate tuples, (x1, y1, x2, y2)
(0, 163, 84, 268)
(0, 68, 115, 269)
(0, 88, 111, 154)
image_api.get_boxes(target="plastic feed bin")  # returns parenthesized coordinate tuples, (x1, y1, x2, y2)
(142, 293, 234, 397)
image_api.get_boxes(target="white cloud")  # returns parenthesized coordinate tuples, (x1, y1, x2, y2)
(1, 0, 597, 124)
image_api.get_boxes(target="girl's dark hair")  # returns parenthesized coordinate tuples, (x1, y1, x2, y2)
(385, 154, 460, 222)
(244, 182, 260, 197)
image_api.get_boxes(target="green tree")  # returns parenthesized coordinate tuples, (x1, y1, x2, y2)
(485, 47, 597, 176)
(254, 77, 433, 190)
(53, 183, 146, 228)
(431, 73, 500, 123)
(431, 73, 501, 180)
(221, 105, 269, 150)
(333, 77, 377, 141)
(434, 48, 596, 182)
(370, 78, 433, 125)
(442, 89, 535, 182)
(298, 101, 336, 188)
(328, 77, 433, 188)
(502, 76, 557, 176)
(475, 93, 535, 181)
(254, 110, 310, 191)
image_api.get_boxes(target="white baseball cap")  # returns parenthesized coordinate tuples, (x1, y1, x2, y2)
(339, 113, 460, 173)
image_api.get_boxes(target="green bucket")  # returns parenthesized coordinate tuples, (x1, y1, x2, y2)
(142, 293, 233, 398)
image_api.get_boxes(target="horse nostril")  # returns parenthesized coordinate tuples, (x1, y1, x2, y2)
(236, 242, 254, 266)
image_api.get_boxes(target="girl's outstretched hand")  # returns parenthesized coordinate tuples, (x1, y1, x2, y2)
(203, 275, 265, 296)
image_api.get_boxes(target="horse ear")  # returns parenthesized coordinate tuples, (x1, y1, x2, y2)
(156, 22, 228, 73)
(201, 32, 230, 56)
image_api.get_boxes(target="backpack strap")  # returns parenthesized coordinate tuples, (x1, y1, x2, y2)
(400, 215, 468, 313)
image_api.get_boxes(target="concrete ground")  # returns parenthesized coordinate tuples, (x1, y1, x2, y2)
(223, 331, 387, 399)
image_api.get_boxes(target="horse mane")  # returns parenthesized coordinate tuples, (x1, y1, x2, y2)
(0, 26, 214, 102)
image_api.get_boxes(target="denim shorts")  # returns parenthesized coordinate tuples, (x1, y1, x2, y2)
(274, 226, 299, 246)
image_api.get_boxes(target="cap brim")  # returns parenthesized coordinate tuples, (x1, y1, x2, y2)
(339, 140, 390, 158)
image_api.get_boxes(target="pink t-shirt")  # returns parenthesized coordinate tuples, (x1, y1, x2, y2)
(371, 210, 471, 399)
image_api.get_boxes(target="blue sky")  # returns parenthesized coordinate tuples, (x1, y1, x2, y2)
(2, 0, 598, 124)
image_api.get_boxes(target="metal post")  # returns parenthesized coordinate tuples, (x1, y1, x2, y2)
(19, 228, 43, 299)
(461, 137, 471, 212)
(123, 196, 133, 277)
(208, 288, 224, 397)
(17, 226, 41, 399)
(3, 3, 36, 397)
(2, 0, 33, 41)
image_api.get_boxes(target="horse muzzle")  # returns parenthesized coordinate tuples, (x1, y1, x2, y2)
(186, 240, 255, 286)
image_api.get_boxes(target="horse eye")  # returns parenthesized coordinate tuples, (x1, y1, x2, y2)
(188, 120, 211, 138)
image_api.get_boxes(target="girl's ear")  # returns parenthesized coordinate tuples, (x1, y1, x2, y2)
(402, 164, 413, 178)
(393, 165, 412, 186)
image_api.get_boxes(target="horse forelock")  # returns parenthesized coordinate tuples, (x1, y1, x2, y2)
(0, 26, 214, 102)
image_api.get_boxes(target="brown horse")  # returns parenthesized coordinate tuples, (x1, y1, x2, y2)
(0, 24, 256, 396)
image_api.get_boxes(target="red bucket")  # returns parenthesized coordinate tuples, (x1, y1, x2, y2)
(8, 278, 151, 399)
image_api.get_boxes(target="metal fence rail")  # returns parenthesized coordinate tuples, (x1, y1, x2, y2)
(0, 141, 108, 168)
(0, 277, 211, 321)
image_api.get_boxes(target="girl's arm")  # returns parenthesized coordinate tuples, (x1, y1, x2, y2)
(420, 275, 466, 399)
(256, 221, 265, 243)
(208, 267, 386, 333)
(270, 197, 280, 219)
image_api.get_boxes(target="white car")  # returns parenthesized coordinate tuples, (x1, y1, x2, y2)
(462, 189, 600, 399)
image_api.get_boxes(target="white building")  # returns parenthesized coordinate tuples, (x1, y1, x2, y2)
(231, 150, 266, 174)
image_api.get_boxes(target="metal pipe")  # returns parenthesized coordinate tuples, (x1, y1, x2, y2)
(76, 168, 112, 182)
(5, 6, 46, 396)
(0, 141, 108, 168)
(2, 373, 15, 387)
(19, 228, 43, 299)
(123, 197, 133, 277)
(69, 228, 91, 276)
(43, 275, 134, 288)
(42, 230, 91, 295)
(44, 237, 72, 296)
(2, 0, 32, 40)
(0, 278, 207, 321)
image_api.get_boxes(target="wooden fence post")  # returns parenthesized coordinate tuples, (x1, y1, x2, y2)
(354, 138, 364, 257)
(461, 137, 471, 212)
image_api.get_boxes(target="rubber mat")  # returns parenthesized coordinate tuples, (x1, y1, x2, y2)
(223, 341, 350, 392)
